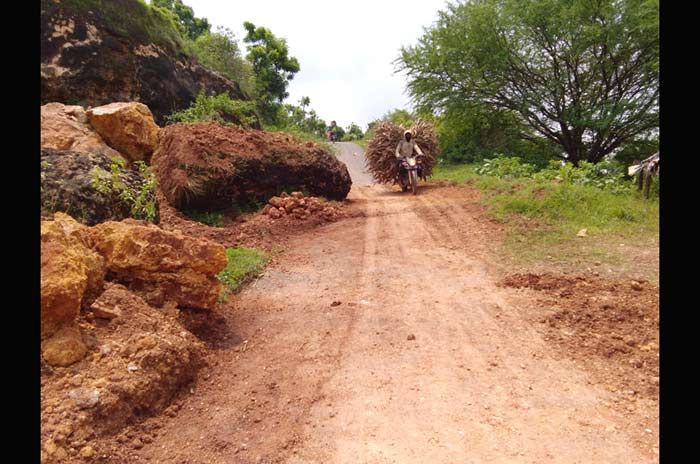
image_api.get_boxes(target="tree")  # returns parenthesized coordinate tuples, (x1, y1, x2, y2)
(191, 27, 256, 97)
(397, 0, 659, 165)
(243, 22, 300, 123)
(345, 123, 364, 141)
(152, 0, 210, 40)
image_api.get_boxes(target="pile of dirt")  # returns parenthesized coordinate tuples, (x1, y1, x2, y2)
(365, 120, 438, 184)
(152, 123, 352, 211)
(262, 191, 342, 221)
(155, 189, 354, 252)
(41, 283, 206, 463)
(40, 212, 229, 462)
(502, 272, 659, 402)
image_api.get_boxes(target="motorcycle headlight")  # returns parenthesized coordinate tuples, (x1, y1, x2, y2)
(408, 159, 416, 166)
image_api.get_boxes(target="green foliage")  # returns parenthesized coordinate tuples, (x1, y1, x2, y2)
(218, 247, 268, 300)
(55, 0, 187, 53)
(532, 159, 632, 194)
(344, 123, 364, 141)
(91, 158, 158, 222)
(190, 27, 256, 97)
(152, 0, 210, 40)
(398, 0, 659, 165)
(166, 91, 258, 126)
(475, 156, 537, 179)
(472, 155, 637, 194)
(243, 21, 300, 124)
(281, 97, 328, 139)
(184, 210, 224, 227)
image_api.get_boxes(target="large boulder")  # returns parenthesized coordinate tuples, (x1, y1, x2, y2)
(152, 123, 352, 211)
(86, 102, 160, 164)
(41, 0, 249, 125)
(41, 213, 105, 339)
(41, 102, 124, 160)
(41, 147, 159, 225)
(87, 220, 228, 309)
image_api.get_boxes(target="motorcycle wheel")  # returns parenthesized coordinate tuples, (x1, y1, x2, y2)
(410, 170, 418, 195)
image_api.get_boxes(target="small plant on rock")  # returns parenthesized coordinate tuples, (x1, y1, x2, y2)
(91, 158, 159, 222)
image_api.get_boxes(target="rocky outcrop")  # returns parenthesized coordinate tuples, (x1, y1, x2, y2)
(88, 220, 228, 309)
(41, 147, 158, 225)
(41, 213, 105, 341)
(152, 123, 352, 211)
(86, 102, 160, 164)
(41, 0, 248, 125)
(41, 102, 124, 160)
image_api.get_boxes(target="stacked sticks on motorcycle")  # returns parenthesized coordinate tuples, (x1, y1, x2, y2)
(364, 120, 439, 185)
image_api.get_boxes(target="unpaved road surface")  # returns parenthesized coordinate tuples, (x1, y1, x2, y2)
(131, 148, 657, 463)
(333, 142, 375, 186)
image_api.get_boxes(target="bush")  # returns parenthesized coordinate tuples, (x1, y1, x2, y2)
(166, 91, 258, 126)
(91, 158, 158, 222)
(475, 155, 536, 178)
(533, 159, 633, 194)
(473, 156, 639, 195)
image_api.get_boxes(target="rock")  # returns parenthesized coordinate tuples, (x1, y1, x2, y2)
(79, 446, 95, 458)
(631, 281, 644, 291)
(132, 438, 144, 449)
(330, 301, 342, 307)
(41, 213, 105, 338)
(152, 123, 352, 211)
(41, 148, 158, 225)
(90, 299, 123, 320)
(88, 220, 228, 309)
(577, 229, 588, 237)
(86, 102, 160, 164)
(68, 387, 100, 409)
(40, 0, 253, 126)
(42, 325, 88, 366)
(41, 103, 124, 160)
(407, 334, 416, 341)
(269, 208, 282, 219)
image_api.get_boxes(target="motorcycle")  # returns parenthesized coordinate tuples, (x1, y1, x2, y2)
(398, 155, 424, 195)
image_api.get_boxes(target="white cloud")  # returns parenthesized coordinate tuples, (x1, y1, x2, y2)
(184, 0, 449, 130)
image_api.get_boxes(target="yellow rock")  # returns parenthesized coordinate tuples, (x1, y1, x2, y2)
(41, 214, 105, 338)
(42, 325, 87, 367)
(41, 103, 125, 161)
(87, 102, 160, 164)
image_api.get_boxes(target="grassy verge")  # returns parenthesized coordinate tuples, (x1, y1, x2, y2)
(218, 247, 269, 301)
(432, 164, 659, 280)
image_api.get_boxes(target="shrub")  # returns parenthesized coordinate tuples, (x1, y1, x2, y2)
(166, 91, 258, 126)
(475, 155, 536, 178)
(91, 158, 158, 222)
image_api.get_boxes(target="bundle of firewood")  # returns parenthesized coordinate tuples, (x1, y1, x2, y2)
(364, 120, 439, 184)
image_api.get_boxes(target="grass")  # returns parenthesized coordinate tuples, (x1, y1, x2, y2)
(432, 163, 659, 279)
(218, 247, 269, 301)
(53, 0, 187, 54)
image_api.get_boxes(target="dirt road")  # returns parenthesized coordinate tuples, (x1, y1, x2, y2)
(130, 149, 657, 463)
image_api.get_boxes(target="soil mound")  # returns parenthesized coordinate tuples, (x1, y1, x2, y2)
(152, 123, 352, 211)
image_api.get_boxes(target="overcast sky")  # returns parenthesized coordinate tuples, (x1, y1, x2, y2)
(184, 0, 450, 130)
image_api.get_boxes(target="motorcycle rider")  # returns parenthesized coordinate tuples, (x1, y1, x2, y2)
(395, 129, 424, 181)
